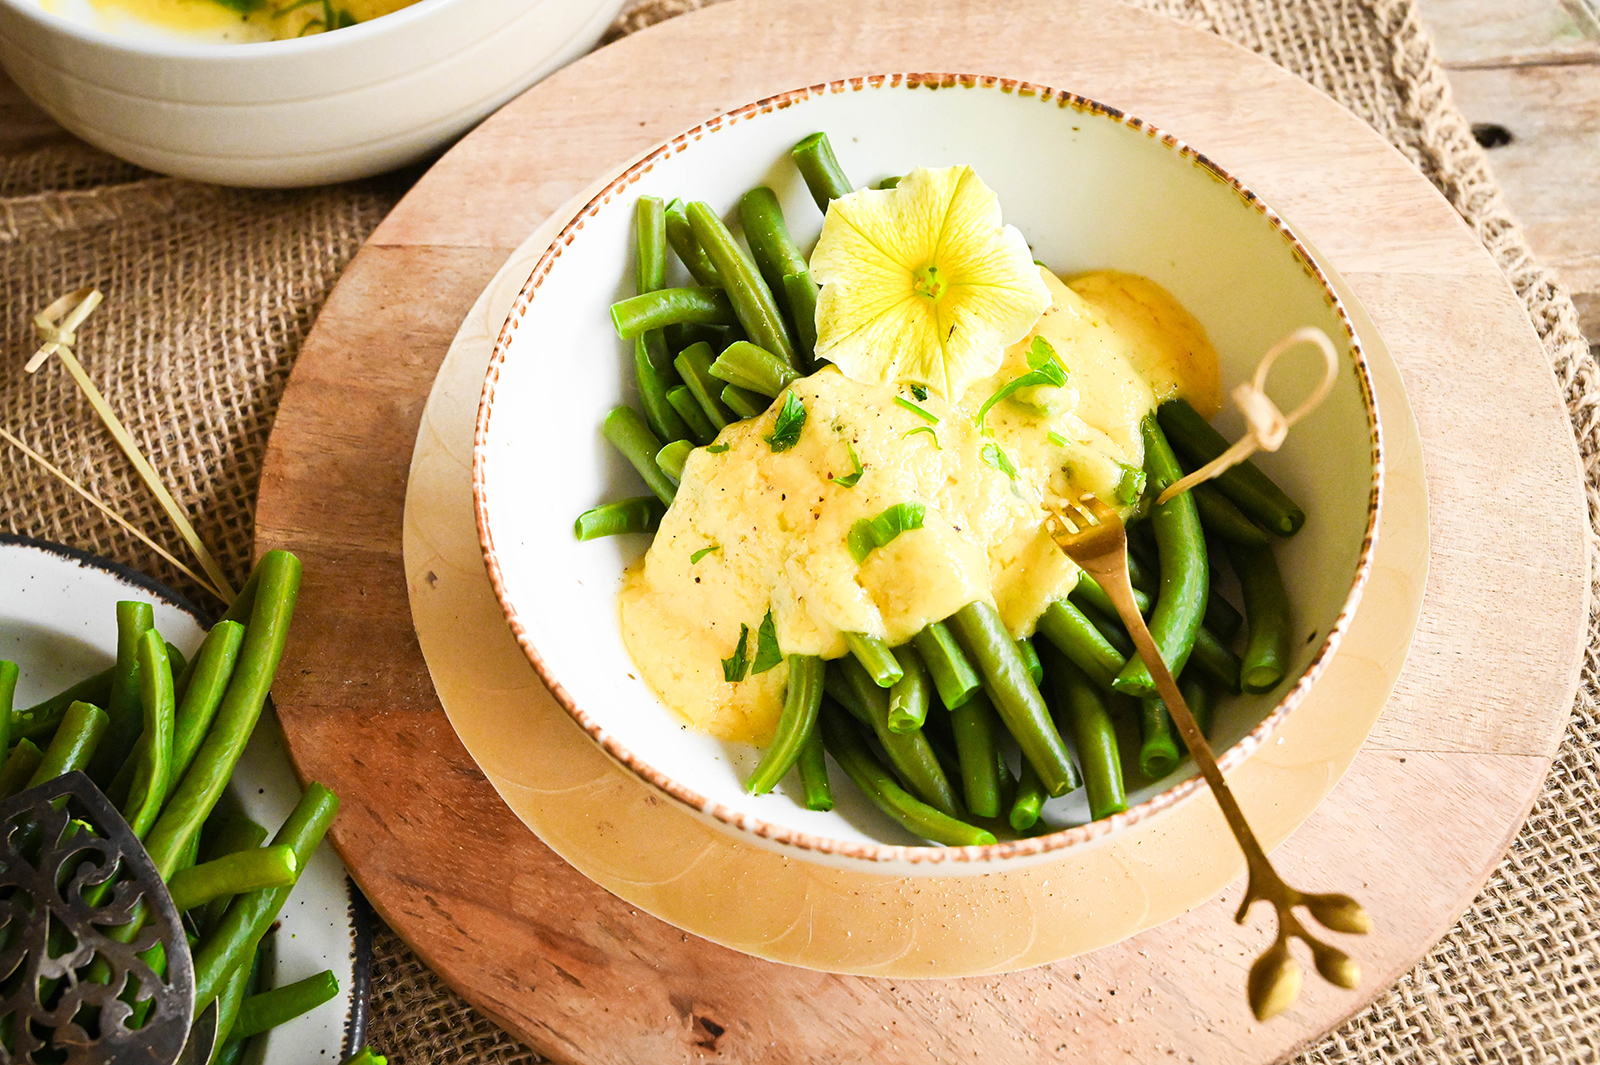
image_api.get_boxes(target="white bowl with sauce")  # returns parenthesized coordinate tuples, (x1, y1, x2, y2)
(474, 74, 1382, 876)
(0, 0, 624, 186)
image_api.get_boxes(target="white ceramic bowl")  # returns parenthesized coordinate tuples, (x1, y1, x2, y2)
(474, 73, 1382, 875)
(0, 0, 624, 186)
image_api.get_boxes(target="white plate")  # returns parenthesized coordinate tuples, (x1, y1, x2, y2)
(0, 534, 371, 1061)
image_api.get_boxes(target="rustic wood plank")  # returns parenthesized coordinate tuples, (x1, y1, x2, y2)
(1416, 0, 1600, 67)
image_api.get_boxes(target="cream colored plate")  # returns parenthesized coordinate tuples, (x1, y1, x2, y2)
(401, 204, 1428, 978)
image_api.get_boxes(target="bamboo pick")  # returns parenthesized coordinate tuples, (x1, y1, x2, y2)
(28, 288, 237, 601)
(0, 427, 227, 602)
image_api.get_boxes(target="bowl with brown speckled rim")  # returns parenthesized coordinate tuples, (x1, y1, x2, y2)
(472, 72, 1381, 877)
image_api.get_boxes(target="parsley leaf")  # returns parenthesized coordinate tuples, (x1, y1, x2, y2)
(705, 443, 730, 454)
(974, 336, 1069, 426)
(981, 441, 1018, 480)
(847, 502, 927, 564)
(831, 442, 864, 487)
(764, 392, 807, 452)
(752, 610, 783, 674)
(901, 425, 941, 448)
(894, 396, 939, 423)
(721, 623, 750, 682)
(690, 544, 720, 564)
(911, 384, 929, 401)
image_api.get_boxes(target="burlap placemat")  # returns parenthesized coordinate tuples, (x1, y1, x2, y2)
(2, 1, 1595, 1060)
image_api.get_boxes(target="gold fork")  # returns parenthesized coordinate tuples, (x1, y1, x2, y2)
(1045, 493, 1371, 1020)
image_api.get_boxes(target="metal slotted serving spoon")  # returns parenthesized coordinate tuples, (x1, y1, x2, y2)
(1045, 493, 1372, 1020)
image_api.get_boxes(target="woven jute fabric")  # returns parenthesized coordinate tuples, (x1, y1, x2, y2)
(2, 0, 1596, 1061)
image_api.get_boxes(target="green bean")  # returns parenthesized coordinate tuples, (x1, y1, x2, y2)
(233, 969, 340, 1039)
(1183, 674, 1215, 740)
(843, 632, 903, 688)
(1087, 608, 1135, 659)
(827, 657, 960, 817)
(819, 706, 993, 846)
(635, 336, 691, 444)
(738, 187, 809, 317)
(28, 700, 108, 787)
(145, 550, 302, 881)
(995, 745, 1018, 812)
(343, 1048, 387, 1065)
(1015, 637, 1043, 686)
(709, 340, 798, 398)
(1157, 399, 1305, 536)
(197, 813, 270, 935)
(746, 655, 824, 795)
(123, 631, 175, 839)
(167, 845, 298, 912)
(1035, 599, 1124, 691)
(193, 782, 338, 1009)
(0, 739, 42, 798)
(666, 386, 717, 445)
(796, 727, 833, 811)
(664, 198, 722, 287)
(167, 622, 244, 792)
(1193, 482, 1270, 546)
(212, 944, 258, 1049)
(1138, 698, 1181, 779)
(655, 439, 692, 483)
(212, 1040, 246, 1065)
(1225, 541, 1293, 694)
(910, 622, 982, 710)
(949, 602, 1080, 797)
(686, 202, 799, 370)
(219, 565, 261, 626)
(948, 689, 1002, 819)
(791, 132, 853, 211)
(1114, 419, 1208, 698)
(1188, 625, 1242, 694)
(1009, 759, 1046, 832)
(602, 406, 675, 507)
(574, 496, 665, 540)
(0, 660, 16, 757)
(887, 644, 930, 733)
(1205, 581, 1244, 643)
(635, 195, 666, 292)
(782, 272, 819, 367)
(610, 287, 737, 338)
(89, 600, 153, 785)
(721, 385, 767, 420)
(674, 342, 734, 431)
(1040, 643, 1126, 822)
(1072, 571, 1150, 619)
(1125, 550, 1157, 597)
(12, 667, 112, 742)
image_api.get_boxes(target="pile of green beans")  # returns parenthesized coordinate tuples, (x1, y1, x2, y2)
(0, 549, 353, 1057)
(574, 131, 1309, 844)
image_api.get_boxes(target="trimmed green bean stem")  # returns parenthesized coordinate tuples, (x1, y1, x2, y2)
(782, 272, 820, 366)
(28, 700, 109, 787)
(610, 287, 737, 338)
(796, 727, 833, 811)
(746, 655, 825, 795)
(1010, 759, 1046, 832)
(1138, 698, 1181, 779)
(843, 632, 904, 688)
(674, 342, 734, 431)
(1015, 637, 1043, 686)
(1226, 541, 1293, 694)
(949, 601, 1081, 797)
(1193, 482, 1270, 546)
(0, 739, 42, 798)
(167, 845, 299, 913)
(1157, 398, 1306, 536)
(948, 689, 1002, 819)
(1036, 599, 1124, 691)
(828, 657, 961, 817)
(709, 341, 799, 398)
(12, 667, 112, 742)
(635, 335, 691, 444)
(666, 385, 717, 445)
(655, 439, 692, 483)
(1188, 625, 1243, 694)
(574, 497, 665, 540)
(686, 201, 798, 369)
(602, 406, 676, 507)
(819, 707, 994, 846)
(791, 132, 854, 211)
(192, 782, 339, 1009)
(910, 621, 982, 710)
(1041, 643, 1126, 821)
(90, 600, 153, 785)
(232, 969, 341, 1040)
(738, 187, 809, 316)
(1114, 419, 1209, 697)
(664, 198, 722, 287)
(123, 630, 176, 839)
(886, 644, 930, 733)
(721, 385, 766, 420)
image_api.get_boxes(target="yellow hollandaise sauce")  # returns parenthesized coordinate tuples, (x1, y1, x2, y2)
(620, 268, 1221, 745)
(69, 0, 416, 40)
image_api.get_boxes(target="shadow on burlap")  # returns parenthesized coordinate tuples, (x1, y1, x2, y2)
(1, 0, 1595, 1061)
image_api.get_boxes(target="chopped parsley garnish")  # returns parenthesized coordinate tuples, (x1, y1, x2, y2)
(1047, 430, 1071, 448)
(911, 384, 929, 401)
(847, 502, 927, 564)
(764, 392, 806, 452)
(705, 443, 730, 454)
(974, 337, 1068, 426)
(831, 442, 865, 487)
(721, 623, 750, 682)
(901, 425, 941, 448)
(752, 610, 783, 674)
(1112, 462, 1147, 506)
(894, 396, 939, 423)
(690, 544, 720, 564)
(981, 441, 1018, 480)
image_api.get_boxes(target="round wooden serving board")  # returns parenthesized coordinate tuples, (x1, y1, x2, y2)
(254, 1, 1589, 1062)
